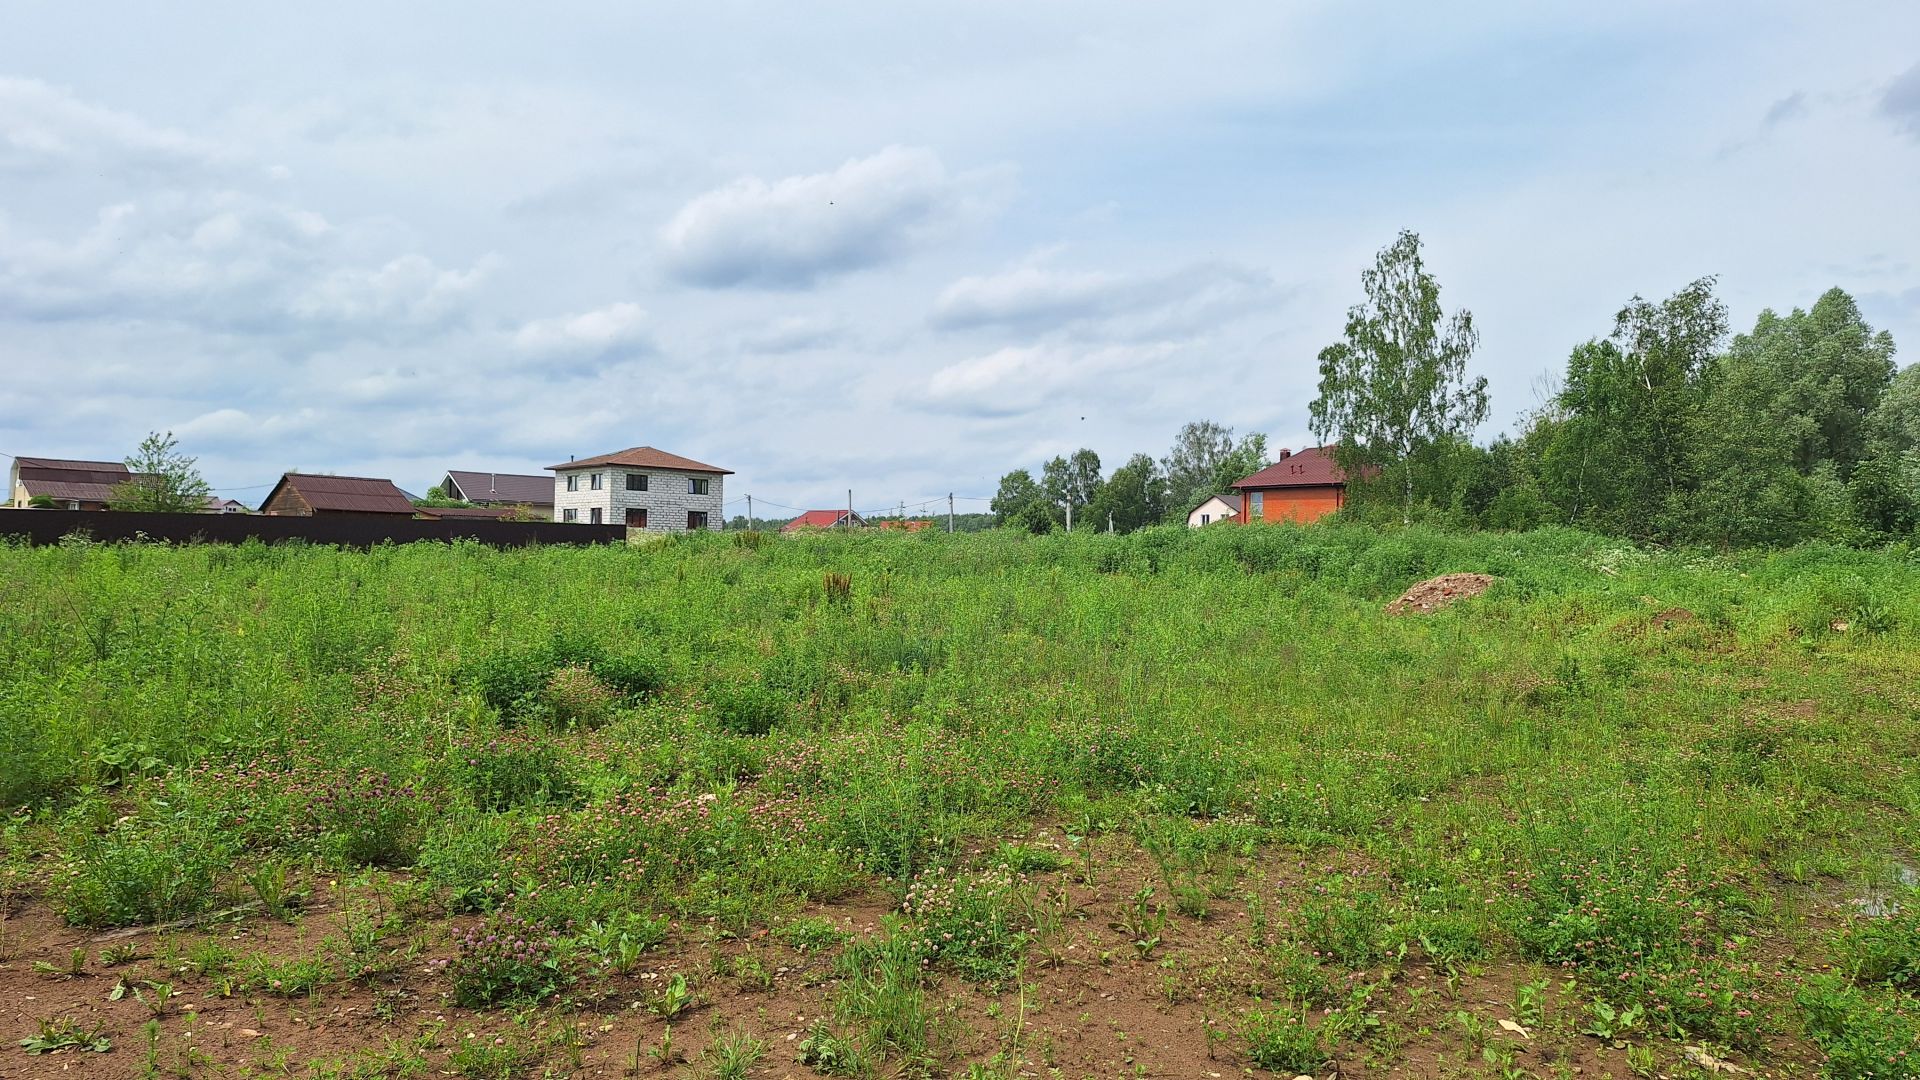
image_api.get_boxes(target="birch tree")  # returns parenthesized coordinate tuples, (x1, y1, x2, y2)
(1309, 231, 1488, 522)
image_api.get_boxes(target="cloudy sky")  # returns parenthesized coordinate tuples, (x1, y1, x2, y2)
(3, 2, 1918, 515)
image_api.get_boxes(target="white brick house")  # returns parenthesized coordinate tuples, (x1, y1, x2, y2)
(546, 446, 730, 531)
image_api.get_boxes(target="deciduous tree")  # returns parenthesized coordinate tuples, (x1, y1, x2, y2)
(1309, 231, 1488, 523)
(109, 431, 212, 514)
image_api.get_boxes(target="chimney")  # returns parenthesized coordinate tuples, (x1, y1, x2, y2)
(1278, 448, 1292, 459)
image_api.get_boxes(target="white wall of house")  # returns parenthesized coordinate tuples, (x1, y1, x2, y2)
(552, 466, 724, 531)
(1187, 495, 1238, 528)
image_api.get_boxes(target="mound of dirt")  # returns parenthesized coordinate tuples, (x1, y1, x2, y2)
(1652, 606, 1696, 628)
(1385, 573, 1495, 615)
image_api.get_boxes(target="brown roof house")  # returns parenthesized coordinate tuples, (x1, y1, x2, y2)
(8, 457, 135, 510)
(547, 446, 730, 530)
(260, 473, 417, 517)
(782, 509, 868, 532)
(1231, 447, 1352, 525)
(437, 470, 554, 513)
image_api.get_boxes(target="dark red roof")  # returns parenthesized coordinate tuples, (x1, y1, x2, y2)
(1233, 446, 1347, 490)
(13, 457, 135, 504)
(443, 470, 553, 506)
(22, 480, 122, 503)
(782, 509, 865, 531)
(266, 473, 417, 515)
(547, 446, 732, 474)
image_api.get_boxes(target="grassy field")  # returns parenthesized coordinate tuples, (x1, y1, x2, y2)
(2, 525, 1919, 1078)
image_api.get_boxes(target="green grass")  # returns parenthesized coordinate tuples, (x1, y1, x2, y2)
(3, 524, 1920, 1071)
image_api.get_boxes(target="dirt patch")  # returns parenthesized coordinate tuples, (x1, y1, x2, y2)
(1385, 573, 1495, 616)
(1652, 606, 1696, 627)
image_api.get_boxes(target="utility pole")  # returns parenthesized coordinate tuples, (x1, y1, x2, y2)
(847, 489, 853, 528)
(948, 493, 954, 533)
(1064, 501, 1072, 533)
(1108, 511, 1114, 534)
(898, 500, 905, 524)
(746, 494, 753, 531)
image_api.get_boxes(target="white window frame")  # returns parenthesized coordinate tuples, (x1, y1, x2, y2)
(566, 474, 578, 492)
(563, 508, 578, 523)
(589, 472, 602, 491)
(687, 477, 710, 496)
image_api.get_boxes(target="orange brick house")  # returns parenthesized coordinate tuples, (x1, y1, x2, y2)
(1230, 446, 1350, 524)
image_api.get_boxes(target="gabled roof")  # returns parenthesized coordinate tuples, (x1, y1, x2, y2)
(782, 509, 865, 531)
(547, 446, 732, 474)
(13, 457, 135, 504)
(23, 480, 123, 503)
(443, 470, 554, 506)
(1191, 492, 1242, 513)
(16, 457, 131, 478)
(1233, 446, 1347, 490)
(264, 473, 416, 514)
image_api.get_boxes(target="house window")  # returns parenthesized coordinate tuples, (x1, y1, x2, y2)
(687, 477, 710, 496)
(566, 475, 578, 492)
(1250, 492, 1264, 520)
(563, 508, 578, 523)
(1200, 513, 1210, 525)
(687, 510, 709, 530)
(628, 507, 648, 528)
(590, 507, 602, 525)
(626, 473, 647, 491)
(589, 472, 602, 490)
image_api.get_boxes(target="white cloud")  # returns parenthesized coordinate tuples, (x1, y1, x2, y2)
(0, 76, 222, 176)
(0, 192, 496, 340)
(1883, 62, 1920, 139)
(932, 259, 1277, 340)
(739, 313, 848, 353)
(919, 342, 1177, 418)
(292, 253, 499, 328)
(659, 146, 1002, 289)
(513, 301, 654, 360)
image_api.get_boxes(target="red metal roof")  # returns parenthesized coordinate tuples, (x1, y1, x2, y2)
(15, 457, 131, 487)
(1233, 446, 1348, 490)
(266, 473, 417, 515)
(443, 470, 553, 506)
(782, 509, 865, 531)
(546, 446, 732, 474)
(21, 480, 121, 503)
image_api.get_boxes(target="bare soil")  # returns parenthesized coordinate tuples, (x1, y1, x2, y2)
(0, 837, 1823, 1078)
(1384, 574, 1496, 616)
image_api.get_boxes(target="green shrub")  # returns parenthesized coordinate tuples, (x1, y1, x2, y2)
(452, 737, 581, 811)
(1299, 882, 1391, 968)
(462, 633, 664, 723)
(991, 842, 1066, 874)
(1839, 893, 1920, 988)
(243, 952, 335, 996)
(419, 811, 520, 913)
(781, 916, 850, 954)
(1798, 975, 1920, 1079)
(541, 664, 618, 727)
(313, 769, 430, 867)
(900, 867, 1030, 983)
(447, 910, 569, 1007)
(59, 821, 225, 928)
(1241, 1002, 1332, 1074)
(709, 680, 789, 736)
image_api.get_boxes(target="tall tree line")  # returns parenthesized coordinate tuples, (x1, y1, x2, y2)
(991, 421, 1270, 533)
(991, 230, 1915, 546)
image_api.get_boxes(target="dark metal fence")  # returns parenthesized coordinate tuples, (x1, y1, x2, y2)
(0, 509, 628, 548)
